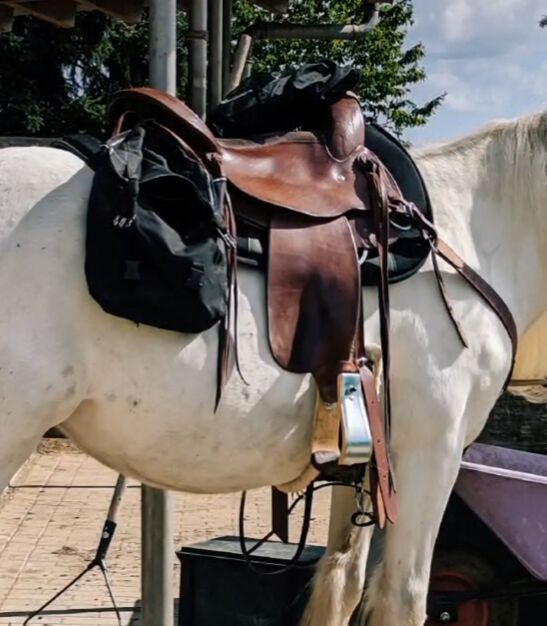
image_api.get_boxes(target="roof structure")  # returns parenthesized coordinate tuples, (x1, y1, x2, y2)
(0, 1, 145, 30)
(0, 0, 290, 32)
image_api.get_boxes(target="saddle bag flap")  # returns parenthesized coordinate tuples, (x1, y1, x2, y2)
(85, 122, 228, 334)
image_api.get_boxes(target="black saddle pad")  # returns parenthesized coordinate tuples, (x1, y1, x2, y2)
(361, 122, 432, 285)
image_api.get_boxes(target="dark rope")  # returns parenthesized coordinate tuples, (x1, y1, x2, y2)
(238, 482, 372, 575)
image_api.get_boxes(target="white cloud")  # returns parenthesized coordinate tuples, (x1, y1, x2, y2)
(412, 0, 545, 58)
(405, 0, 547, 143)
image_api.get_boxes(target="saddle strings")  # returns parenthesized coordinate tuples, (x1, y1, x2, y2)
(214, 171, 247, 408)
(360, 153, 394, 472)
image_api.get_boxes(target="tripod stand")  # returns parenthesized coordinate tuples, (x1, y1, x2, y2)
(23, 474, 127, 625)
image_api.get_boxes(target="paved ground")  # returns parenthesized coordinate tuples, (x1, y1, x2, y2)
(0, 440, 330, 625)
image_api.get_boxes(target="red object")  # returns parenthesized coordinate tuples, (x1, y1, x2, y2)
(427, 571, 489, 626)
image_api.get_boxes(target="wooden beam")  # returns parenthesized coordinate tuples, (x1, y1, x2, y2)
(0, 5, 14, 31)
(3, 1, 77, 28)
(79, 0, 144, 24)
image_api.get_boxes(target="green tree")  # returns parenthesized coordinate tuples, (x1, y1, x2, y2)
(234, 0, 443, 134)
(0, 0, 440, 138)
(0, 12, 187, 137)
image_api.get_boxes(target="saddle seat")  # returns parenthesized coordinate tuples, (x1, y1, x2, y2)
(219, 132, 367, 219)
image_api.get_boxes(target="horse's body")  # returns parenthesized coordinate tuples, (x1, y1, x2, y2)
(0, 113, 546, 626)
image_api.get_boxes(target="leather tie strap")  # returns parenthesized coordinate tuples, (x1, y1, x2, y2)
(434, 238, 518, 389)
(359, 363, 398, 526)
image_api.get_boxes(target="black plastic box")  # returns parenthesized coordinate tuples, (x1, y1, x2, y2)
(177, 536, 325, 626)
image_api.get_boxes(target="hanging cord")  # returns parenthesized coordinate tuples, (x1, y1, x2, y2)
(238, 482, 372, 576)
(238, 484, 314, 576)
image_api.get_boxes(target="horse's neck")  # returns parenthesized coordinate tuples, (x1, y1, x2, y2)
(415, 132, 547, 336)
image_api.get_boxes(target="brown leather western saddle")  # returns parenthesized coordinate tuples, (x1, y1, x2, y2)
(108, 87, 519, 528)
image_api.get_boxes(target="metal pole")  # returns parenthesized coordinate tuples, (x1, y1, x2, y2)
(227, 33, 253, 94)
(222, 0, 233, 95)
(228, 16, 381, 94)
(149, 0, 178, 93)
(189, 0, 208, 117)
(143, 3, 177, 626)
(249, 19, 380, 41)
(209, 0, 223, 110)
(141, 486, 174, 626)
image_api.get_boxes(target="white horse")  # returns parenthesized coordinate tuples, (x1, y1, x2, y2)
(0, 109, 546, 626)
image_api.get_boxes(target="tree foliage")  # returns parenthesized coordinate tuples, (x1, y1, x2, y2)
(234, 0, 443, 134)
(0, 0, 441, 138)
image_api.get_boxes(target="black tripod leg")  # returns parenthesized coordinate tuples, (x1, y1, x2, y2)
(22, 474, 128, 624)
(23, 564, 93, 625)
(98, 560, 122, 626)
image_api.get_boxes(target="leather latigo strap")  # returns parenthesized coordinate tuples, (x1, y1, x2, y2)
(434, 239, 518, 388)
(359, 364, 397, 527)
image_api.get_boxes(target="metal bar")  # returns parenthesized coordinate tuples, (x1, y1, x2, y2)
(228, 15, 380, 93)
(189, 0, 208, 117)
(149, 0, 178, 94)
(227, 32, 252, 93)
(248, 20, 380, 41)
(209, 0, 223, 110)
(460, 461, 547, 486)
(141, 486, 175, 626)
(221, 0, 233, 95)
(106, 474, 127, 520)
(143, 5, 177, 626)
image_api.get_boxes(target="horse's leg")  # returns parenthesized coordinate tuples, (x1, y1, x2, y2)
(363, 436, 464, 626)
(301, 485, 374, 626)
(0, 427, 44, 492)
(0, 347, 83, 492)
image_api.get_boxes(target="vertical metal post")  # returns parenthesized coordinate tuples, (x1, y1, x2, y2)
(143, 3, 177, 626)
(209, 0, 223, 110)
(149, 0, 178, 94)
(222, 0, 234, 97)
(189, 0, 208, 117)
(222, 0, 233, 96)
(227, 33, 253, 94)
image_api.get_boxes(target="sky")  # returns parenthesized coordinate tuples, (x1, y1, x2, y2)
(404, 0, 547, 145)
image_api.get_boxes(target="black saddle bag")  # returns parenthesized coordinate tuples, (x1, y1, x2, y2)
(84, 121, 229, 333)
